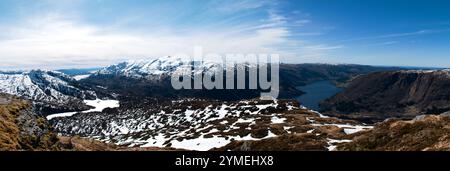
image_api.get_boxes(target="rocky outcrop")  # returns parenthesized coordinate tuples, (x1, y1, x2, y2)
(321, 70, 450, 123)
(0, 93, 60, 150)
(338, 114, 450, 151)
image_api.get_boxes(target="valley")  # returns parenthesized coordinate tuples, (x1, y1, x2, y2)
(295, 80, 342, 111)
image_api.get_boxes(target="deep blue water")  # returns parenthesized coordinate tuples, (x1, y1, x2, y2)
(295, 81, 342, 111)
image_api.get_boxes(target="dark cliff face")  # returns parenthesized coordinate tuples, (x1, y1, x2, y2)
(321, 70, 450, 123)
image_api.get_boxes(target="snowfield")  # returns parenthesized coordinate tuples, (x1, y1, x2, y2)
(73, 74, 91, 81)
(310, 123, 373, 135)
(168, 130, 278, 151)
(46, 99, 120, 120)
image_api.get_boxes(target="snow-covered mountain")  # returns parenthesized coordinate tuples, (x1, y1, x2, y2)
(0, 70, 97, 115)
(0, 70, 96, 101)
(85, 56, 265, 101)
(95, 56, 243, 78)
(85, 57, 400, 101)
(97, 56, 185, 77)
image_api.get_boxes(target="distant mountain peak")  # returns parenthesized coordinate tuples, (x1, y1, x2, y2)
(96, 56, 230, 78)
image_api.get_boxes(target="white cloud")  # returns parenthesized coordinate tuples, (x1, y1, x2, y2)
(0, 8, 339, 70)
(0, 13, 293, 69)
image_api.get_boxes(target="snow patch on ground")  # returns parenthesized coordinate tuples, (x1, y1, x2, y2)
(311, 123, 373, 135)
(169, 130, 279, 151)
(170, 135, 230, 151)
(73, 74, 91, 81)
(327, 139, 352, 151)
(271, 116, 287, 124)
(46, 99, 120, 120)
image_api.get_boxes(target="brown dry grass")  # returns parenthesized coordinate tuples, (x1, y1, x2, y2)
(338, 115, 450, 151)
(0, 97, 30, 150)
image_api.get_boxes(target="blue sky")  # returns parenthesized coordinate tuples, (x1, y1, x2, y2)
(0, 0, 449, 69)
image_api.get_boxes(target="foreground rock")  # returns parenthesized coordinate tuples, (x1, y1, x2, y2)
(338, 114, 450, 151)
(0, 93, 59, 150)
(212, 133, 328, 151)
(57, 136, 182, 151)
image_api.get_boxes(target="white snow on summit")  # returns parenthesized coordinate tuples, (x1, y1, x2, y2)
(96, 56, 254, 78)
(0, 70, 96, 102)
(97, 56, 188, 77)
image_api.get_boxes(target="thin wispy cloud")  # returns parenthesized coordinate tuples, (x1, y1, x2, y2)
(303, 44, 344, 50)
(341, 28, 450, 42)
(369, 41, 399, 46)
(380, 29, 450, 38)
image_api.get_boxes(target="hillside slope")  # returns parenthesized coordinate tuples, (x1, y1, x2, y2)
(338, 114, 450, 151)
(0, 93, 161, 151)
(0, 93, 60, 150)
(0, 70, 98, 115)
(321, 70, 450, 122)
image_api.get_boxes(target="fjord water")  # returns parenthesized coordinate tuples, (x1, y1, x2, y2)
(296, 81, 342, 111)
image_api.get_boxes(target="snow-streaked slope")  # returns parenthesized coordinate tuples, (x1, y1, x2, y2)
(0, 70, 96, 102)
(97, 56, 187, 78)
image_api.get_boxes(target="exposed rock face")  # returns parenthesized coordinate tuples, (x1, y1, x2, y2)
(321, 70, 450, 123)
(338, 114, 450, 151)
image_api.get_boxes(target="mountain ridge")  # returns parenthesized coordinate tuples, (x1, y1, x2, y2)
(0, 70, 98, 115)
